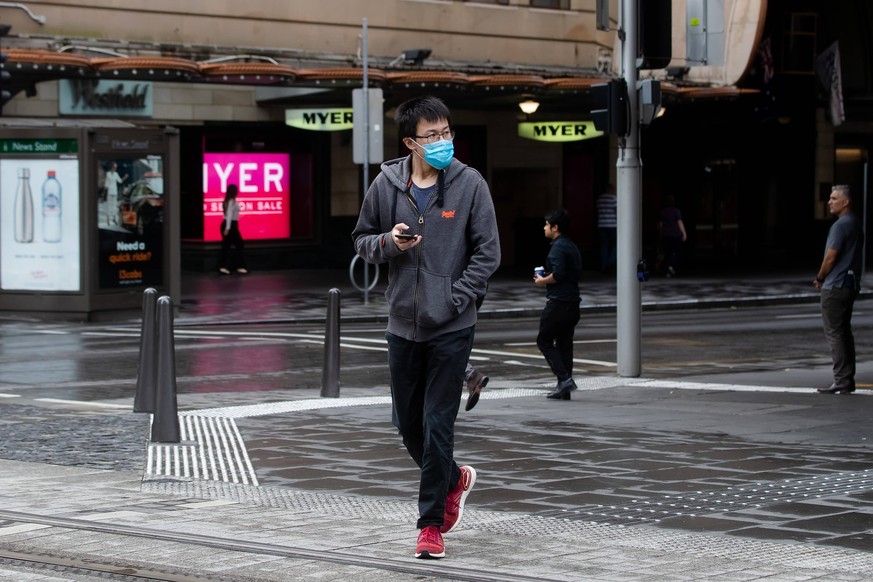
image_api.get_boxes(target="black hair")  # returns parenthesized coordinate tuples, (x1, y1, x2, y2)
(222, 183, 238, 212)
(544, 208, 571, 233)
(394, 95, 452, 139)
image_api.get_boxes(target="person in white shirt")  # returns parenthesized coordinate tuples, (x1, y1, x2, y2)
(104, 162, 127, 226)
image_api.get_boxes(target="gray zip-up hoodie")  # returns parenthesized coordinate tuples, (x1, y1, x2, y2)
(352, 155, 501, 342)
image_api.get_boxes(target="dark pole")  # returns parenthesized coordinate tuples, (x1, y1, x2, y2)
(151, 295, 180, 443)
(134, 287, 157, 413)
(321, 288, 341, 397)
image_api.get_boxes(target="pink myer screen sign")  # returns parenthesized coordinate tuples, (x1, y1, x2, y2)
(202, 153, 291, 241)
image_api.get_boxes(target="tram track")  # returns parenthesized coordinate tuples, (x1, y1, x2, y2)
(0, 509, 552, 582)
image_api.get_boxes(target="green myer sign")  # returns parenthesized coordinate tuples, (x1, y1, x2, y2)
(286, 108, 354, 131)
(518, 121, 603, 142)
(0, 139, 79, 154)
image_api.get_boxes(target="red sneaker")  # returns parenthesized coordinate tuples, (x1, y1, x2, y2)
(440, 465, 476, 534)
(415, 525, 445, 559)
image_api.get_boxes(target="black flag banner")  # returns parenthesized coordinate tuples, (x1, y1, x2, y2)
(815, 41, 846, 126)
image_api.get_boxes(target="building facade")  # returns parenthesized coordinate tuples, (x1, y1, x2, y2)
(0, 0, 870, 279)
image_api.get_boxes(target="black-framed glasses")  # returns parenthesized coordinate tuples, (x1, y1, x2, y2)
(412, 130, 455, 144)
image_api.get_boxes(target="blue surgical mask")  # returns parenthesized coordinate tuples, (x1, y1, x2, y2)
(414, 139, 454, 170)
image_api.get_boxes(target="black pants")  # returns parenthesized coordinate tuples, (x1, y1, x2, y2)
(386, 326, 473, 529)
(821, 287, 857, 388)
(661, 236, 683, 270)
(219, 220, 246, 270)
(537, 299, 580, 382)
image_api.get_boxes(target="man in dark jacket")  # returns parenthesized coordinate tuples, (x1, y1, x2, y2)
(534, 208, 582, 400)
(351, 96, 500, 559)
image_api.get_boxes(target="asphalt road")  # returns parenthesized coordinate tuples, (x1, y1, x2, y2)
(2, 301, 870, 404)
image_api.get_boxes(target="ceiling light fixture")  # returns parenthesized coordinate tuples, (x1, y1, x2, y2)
(518, 99, 540, 115)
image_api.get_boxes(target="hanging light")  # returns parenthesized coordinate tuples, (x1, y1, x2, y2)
(518, 99, 540, 115)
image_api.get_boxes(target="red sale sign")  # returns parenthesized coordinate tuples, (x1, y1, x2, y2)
(202, 153, 291, 241)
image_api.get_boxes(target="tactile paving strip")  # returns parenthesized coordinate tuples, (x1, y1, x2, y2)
(145, 415, 259, 485)
(553, 470, 873, 524)
(142, 478, 873, 575)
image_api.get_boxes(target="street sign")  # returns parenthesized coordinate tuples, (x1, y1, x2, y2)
(352, 88, 383, 165)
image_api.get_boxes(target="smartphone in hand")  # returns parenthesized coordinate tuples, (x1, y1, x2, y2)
(395, 232, 417, 241)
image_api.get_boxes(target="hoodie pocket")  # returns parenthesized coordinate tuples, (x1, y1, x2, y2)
(414, 270, 457, 328)
(386, 268, 457, 327)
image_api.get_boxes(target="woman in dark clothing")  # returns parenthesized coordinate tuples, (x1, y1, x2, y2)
(218, 184, 248, 275)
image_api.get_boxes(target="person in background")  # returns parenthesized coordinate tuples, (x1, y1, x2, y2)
(104, 162, 127, 226)
(463, 290, 489, 412)
(463, 363, 488, 411)
(657, 194, 687, 277)
(596, 184, 617, 274)
(813, 185, 863, 394)
(533, 208, 582, 401)
(351, 95, 501, 559)
(218, 184, 248, 275)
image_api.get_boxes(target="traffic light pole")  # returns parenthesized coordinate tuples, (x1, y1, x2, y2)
(616, 0, 642, 377)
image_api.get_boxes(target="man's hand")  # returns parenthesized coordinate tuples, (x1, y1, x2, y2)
(392, 223, 421, 251)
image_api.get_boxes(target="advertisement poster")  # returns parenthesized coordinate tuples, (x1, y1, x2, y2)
(202, 153, 291, 242)
(97, 155, 164, 289)
(0, 157, 81, 291)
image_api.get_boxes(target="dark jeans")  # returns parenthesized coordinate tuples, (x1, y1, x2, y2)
(661, 236, 682, 270)
(219, 220, 246, 270)
(598, 227, 616, 272)
(821, 288, 857, 388)
(537, 299, 580, 382)
(386, 326, 473, 529)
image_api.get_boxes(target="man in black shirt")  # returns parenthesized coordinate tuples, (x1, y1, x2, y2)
(533, 208, 582, 400)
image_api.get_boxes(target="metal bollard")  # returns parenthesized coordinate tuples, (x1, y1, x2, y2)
(150, 295, 181, 443)
(133, 287, 158, 413)
(321, 288, 341, 398)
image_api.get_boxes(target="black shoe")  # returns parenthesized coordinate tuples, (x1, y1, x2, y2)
(546, 391, 571, 400)
(465, 369, 488, 411)
(546, 377, 576, 400)
(817, 383, 855, 394)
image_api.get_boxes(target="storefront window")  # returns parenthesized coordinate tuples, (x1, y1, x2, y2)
(184, 127, 319, 244)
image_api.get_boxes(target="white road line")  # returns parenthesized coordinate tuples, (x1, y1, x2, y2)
(468, 346, 615, 367)
(505, 339, 617, 345)
(33, 398, 130, 409)
(632, 380, 869, 394)
(774, 314, 825, 319)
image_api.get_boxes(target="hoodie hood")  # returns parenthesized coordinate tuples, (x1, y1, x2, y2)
(378, 155, 469, 206)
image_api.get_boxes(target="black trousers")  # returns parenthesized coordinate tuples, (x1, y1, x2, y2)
(219, 220, 246, 270)
(386, 326, 473, 529)
(537, 299, 580, 382)
(821, 287, 857, 388)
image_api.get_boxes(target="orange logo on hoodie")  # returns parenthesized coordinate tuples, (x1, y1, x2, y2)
(442, 209, 456, 219)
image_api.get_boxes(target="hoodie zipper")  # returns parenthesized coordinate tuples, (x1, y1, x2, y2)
(404, 189, 426, 340)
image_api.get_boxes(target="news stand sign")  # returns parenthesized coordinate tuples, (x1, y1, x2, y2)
(0, 138, 81, 292)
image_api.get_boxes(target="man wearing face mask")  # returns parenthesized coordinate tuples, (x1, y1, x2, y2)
(352, 95, 500, 560)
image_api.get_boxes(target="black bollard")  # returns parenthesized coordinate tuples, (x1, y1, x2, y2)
(321, 287, 341, 398)
(134, 287, 158, 413)
(151, 295, 181, 443)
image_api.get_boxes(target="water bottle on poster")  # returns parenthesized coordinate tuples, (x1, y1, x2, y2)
(42, 170, 62, 243)
(14, 167, 35, 243)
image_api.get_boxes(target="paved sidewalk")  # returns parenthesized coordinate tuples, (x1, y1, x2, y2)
(3, 380, 873, 581)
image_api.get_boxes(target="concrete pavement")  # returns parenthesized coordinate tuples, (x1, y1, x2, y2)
(1, 268, 872, 580)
